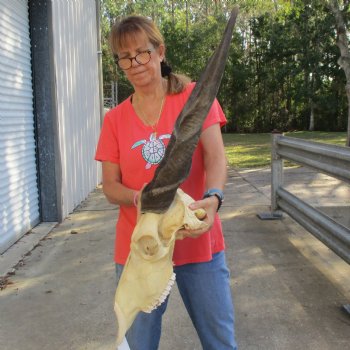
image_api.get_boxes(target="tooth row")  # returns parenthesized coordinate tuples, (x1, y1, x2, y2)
(143, 273, 177, 313)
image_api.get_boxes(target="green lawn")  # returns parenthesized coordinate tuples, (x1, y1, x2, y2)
(223, 131, 347, 169)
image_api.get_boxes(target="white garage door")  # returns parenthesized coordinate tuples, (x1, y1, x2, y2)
(0, 0, 40, 253)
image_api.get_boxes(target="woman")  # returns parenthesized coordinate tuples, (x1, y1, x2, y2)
(95, 15, 237, 350)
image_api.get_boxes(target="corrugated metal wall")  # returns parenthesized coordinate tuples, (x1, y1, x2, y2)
(0, 0, 40, 253)
(51, 0, 101, 218)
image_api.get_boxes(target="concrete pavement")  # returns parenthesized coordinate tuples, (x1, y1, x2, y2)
(0, 166, 349, 350)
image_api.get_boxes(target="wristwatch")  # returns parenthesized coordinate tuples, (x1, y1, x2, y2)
(203, 188, 224, 211)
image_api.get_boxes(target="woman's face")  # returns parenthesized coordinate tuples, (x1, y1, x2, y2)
(117, 31, 165, 90)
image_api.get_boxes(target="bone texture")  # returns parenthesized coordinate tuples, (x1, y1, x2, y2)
(114, 189, 208, 345)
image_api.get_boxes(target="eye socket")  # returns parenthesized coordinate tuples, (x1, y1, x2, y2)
(137, 235, 159, 256)
(159, 200, 185, 241)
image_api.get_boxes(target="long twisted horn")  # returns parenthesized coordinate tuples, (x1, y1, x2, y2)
(141, 7, 239, 213)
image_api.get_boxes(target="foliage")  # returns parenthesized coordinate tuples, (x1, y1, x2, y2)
(100, 0, 349, 135)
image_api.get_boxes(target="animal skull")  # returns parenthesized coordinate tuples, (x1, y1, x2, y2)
(114, 189, 207, 345)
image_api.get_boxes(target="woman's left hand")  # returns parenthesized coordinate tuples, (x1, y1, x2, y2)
(177, 196, 219, 238)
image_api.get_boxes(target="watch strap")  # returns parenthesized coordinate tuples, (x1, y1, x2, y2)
(203, 188, 224, 211)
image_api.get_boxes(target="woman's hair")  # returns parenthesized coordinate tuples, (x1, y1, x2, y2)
(110, 15, 190, 94)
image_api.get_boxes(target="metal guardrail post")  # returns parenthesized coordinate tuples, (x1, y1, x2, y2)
(271, 131, 283, 213)
(257, 131, 283, 220)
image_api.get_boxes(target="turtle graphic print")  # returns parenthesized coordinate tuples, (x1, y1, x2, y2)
(132, 132, 171, 169)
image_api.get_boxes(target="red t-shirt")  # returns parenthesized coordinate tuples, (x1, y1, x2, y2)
(95, 83, 227, 266)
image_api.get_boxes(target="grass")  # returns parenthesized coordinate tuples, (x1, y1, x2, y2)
(223, 131, 347, 169)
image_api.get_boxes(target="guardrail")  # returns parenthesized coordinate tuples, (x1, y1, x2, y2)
(266, 132, 350, 315)
(267, 132, 350, 265)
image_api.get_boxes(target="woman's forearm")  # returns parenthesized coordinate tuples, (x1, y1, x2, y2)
(204, 152, 227, 191)
(201, 124, 227, 192)
(102, 180, 136, 206)
(102, 161, 137, 207)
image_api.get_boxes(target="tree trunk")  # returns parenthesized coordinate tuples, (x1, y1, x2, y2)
(272, 0, 278, 12)
(346, 83, 350, 144)
(328, 0, 350, 146)
(185, 0, 189, 34)
(308, 72, 315, 131)
(171, 0, 175, 26)
(309, 98, 315, 131)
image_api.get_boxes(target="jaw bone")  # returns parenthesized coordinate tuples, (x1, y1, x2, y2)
(114, 189, 207, 345)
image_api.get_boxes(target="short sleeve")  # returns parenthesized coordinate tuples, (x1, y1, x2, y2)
(183, 83, 227, 131)
(202, 98, 227, 131)
(94, 111, 120, 164)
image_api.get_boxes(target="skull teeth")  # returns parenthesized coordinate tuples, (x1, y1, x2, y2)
(144, 272, 176, 313)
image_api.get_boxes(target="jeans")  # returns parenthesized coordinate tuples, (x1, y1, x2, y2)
(115, 251, 237, 350)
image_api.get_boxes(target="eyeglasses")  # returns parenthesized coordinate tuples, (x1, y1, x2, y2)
(114, 49, 153, 70)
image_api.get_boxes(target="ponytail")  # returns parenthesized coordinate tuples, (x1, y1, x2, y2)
(161, 61, 191, 94)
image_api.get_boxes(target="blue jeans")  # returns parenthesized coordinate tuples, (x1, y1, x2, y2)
(115, 251, 237, 350)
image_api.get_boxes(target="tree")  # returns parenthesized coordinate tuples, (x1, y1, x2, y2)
(327, 0, 350, 146)
(99, 0, 349, 135)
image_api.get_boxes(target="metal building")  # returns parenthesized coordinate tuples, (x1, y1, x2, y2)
(0, 0, 102, 253)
